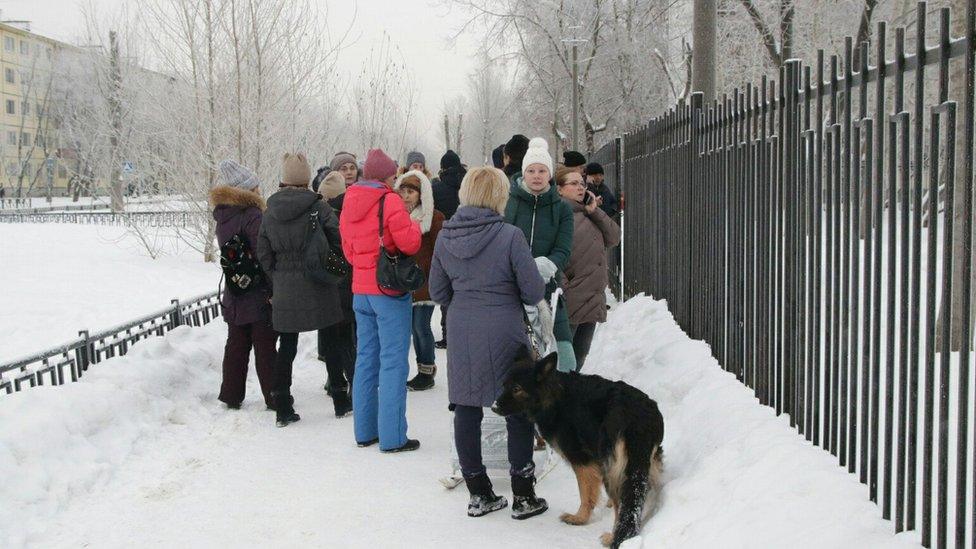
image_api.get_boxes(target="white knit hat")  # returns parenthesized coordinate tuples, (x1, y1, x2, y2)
(218, 159, 261, 190)
(521, 137, 553, 174)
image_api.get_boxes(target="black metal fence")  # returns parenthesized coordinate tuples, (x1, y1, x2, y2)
(598, 2, 975, 547)
(0, 292, 221, 397)
(0, 210, 200, 227)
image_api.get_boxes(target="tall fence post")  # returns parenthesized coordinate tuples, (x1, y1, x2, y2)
(615, 135, 625, 300)
(170, 298, 183, 328)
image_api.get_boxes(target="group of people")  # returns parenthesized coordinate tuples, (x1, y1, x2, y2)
(209, 135, 621, 518)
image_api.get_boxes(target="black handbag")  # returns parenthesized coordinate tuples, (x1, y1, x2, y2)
(375, 195, 425, 296)
(304, 203, 350, 285)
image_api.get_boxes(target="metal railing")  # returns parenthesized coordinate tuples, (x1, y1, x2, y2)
(0, 210, 201, 227)
(0, 292, 221, 397)
(598, 2, 975, 547)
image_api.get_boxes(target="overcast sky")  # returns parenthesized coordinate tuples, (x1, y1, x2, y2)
(0, 0, 481, 140)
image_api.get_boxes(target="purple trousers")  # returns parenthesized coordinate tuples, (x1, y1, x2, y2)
(218, 319, 277, 407)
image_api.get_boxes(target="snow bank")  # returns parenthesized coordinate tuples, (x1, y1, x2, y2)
(585, 295, 919, 548)
(0, 294, 920, 548)
(0, 325, 223, 547)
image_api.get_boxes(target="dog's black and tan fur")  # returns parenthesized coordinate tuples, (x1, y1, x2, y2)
(492, 350, 664, 548)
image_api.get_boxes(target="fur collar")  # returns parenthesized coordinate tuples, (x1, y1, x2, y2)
(209, 185, 266, 210)
(394, 169, 434, 233)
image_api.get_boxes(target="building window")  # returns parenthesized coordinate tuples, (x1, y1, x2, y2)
(22, 161, 31, 176)
(35, 134, 44, 148)
(6, 99, 14, 115)
(3, 37, 13, 52)
(4, 68, 13, 84)
(58, 165, 67, 178)
(19, 70, 30, 86)
(6, 131, 15, 146)
(21, 132, 30, 146)
(36, 103, 43, 117)
(19, 40, 28, 55)
(21, 101, 29, 116)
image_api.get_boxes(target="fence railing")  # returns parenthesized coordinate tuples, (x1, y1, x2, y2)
(0, 292, 221, 397)
(0, 210, 201, 227)
(599, 3, 975, 548)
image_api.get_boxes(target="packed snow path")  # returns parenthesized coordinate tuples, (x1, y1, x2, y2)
(1, 296, 921, 548)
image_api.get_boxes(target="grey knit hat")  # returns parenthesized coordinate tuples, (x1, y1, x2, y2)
(406, 151, 426, 168)
(330, 152, 357, 172)
(218, 159, 260, 190)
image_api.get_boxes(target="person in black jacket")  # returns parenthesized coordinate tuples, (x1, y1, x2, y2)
(315, 170, 356, 417)
(431, 150, 467, 348)
(432, 150, 465, 219)
(585, 162, 619, 220)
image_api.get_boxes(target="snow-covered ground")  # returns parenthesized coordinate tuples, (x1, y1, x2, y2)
(0, 294, 919, 548)
(0, 223, 217, 361)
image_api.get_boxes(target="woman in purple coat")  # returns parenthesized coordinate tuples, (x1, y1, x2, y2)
(210, 159, 275, 410)
(428, 167, 548, 520)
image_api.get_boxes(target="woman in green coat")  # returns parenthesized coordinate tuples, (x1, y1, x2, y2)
(504, 137, 576, 372)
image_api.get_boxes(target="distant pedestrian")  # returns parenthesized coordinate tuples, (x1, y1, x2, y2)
(257, 153, 344, 427)
(402, 151, 429, 175)
(394, 169, 444, 391)
(562, 150, 586, 175)
(584, 162, 619, 219)
(431, 149, 467, 349)
(340, 148, 423, 452)
(331, 152, 360, 188)
(316, 169, 356, 417)
(212, 159, 275, 411)
(555, 167, 620, 369)
(502, 134, 530, 181)
(491, 144, 505, 169)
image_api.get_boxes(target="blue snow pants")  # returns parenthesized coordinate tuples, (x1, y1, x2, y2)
(352, 293, 412, 450)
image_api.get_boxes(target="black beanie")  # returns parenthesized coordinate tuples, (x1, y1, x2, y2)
(440, 149, 462, 170)
(584, 162, 604, 176)
(503, 134, 530, 175)
(491, 144, 505, 169)
(563, 150, 586, 168)
(504, 134, 529, 162)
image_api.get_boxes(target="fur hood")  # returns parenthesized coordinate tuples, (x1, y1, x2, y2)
(394, 169, 435, 233)
(209, 184, 266, 211)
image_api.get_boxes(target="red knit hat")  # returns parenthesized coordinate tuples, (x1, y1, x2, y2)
(363, 148, 397, 181)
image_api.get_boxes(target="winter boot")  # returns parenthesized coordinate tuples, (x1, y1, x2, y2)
(434, 339, 447, 350)
(406, 364, 436, 391)
(333, 389, 353, 418)
(511, 474, 548, 520)
(273, 391, 300, 428)
(381, 438, 421, 453)
(464, 473, 508, 517)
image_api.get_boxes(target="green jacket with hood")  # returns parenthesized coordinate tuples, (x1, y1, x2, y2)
(505, 175, 575, 343)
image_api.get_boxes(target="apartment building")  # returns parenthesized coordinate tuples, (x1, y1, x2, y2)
(0, 22, 72, 197)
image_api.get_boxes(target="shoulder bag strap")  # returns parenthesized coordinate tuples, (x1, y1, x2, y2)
(377, 193, 386, 246)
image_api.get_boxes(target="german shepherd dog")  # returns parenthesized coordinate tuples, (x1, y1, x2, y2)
(492, 350, 665, 548)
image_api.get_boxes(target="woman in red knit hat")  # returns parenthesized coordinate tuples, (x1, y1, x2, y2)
(339, 148, 423, 452)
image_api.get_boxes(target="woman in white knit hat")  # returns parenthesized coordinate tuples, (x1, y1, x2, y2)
(503, 138, 577, 372)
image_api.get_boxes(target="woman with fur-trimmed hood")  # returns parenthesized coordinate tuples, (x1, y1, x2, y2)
(394, 169, 445, 391)
(210, 159, 275, 411)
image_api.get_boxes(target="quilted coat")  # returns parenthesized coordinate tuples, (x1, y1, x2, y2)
(256, 187, 343, 333)
(339, 180, 422, 295)
(428, 206, 545, 407)
(563, 198, 621, 325)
